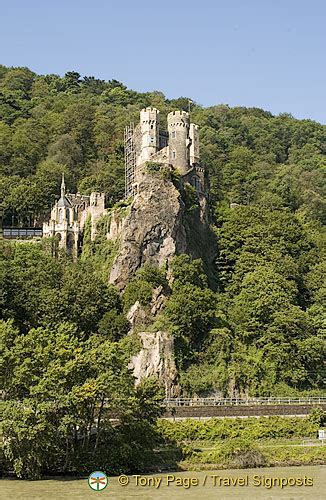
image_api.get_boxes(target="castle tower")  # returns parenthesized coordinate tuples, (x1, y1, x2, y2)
(189, 123, 200, 165)
(167, 110, 190, 174)
(138, 107, 159, 165)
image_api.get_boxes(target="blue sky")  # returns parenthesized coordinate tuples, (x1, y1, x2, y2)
(1, 0, 325, 123)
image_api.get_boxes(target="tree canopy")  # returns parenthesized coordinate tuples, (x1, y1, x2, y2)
(1, 65, 325, 477)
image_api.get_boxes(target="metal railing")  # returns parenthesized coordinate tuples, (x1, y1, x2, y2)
(163, 397, 326, 407)
(3, 227, 43, 239)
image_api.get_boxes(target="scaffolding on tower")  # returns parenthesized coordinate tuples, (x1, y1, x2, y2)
(124, 123, 136, 198)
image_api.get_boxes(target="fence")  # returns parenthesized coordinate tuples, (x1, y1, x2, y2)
(3, 227, 43, 239)
(163, 397, 326, 407)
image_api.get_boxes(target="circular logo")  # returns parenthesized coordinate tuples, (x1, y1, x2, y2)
(88, 471, 108, 491)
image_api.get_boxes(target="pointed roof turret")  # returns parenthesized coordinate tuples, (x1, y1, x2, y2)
(57, 173, 72, 208)
(61, 172, 66, 198)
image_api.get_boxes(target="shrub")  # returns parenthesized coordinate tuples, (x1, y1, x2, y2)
(135, 264, 167, 288)
(98, 310, 130, 340)
(123, 279, 153, 311)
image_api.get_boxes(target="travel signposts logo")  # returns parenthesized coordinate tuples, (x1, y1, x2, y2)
(88, 471, 108, 491)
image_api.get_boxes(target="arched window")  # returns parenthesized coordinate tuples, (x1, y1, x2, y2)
(59, 209, 63, 222)
(66, 209, 70, 223)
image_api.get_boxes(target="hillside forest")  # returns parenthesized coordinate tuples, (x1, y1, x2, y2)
(0, 66, 325, 478)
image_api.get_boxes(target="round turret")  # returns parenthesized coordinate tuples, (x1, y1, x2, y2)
(167, 111, 190, 174)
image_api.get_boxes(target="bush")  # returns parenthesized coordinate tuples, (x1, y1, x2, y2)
(123, 279, 153, 311)
(146, 161, 162, 173)
(182, 183, 199, 212)
(218, 437, 266, 468)
(157, 416, 319, 443)
(122, 264, 168, 312)
(135, 264, 167, 289)
(98, 310, 130, 340)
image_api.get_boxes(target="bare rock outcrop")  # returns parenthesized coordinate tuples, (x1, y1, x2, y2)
(128, 330, 179, 397)
(126, 287, 178, 396)
(126, 300, 148, 330)
(109, 173, 187, 290)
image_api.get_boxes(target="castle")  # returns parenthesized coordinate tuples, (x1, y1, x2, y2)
(43, 108, 204, 254)
(42, 174, 106, 255)
(124, 108, 204, 197)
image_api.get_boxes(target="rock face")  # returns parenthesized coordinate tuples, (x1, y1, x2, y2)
(109, 173, 187, 290)
(128, 330, 179, 397)
(126, 300, 149, 330)
(108, 169, 215, 395)
(126, 293, 178, 396)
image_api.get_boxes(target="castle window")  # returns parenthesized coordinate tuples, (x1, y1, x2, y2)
(172, 151, 176, 159)
(150, 124, 154, 129)
(192, 176, 201, 192)
(171, 131, 176, 138)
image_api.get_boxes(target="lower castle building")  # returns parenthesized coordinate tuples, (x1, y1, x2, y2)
(42, 175, 106, 255)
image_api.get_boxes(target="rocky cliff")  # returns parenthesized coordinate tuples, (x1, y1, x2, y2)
(128, 330, 179, 397)
(109, 172, 187, 290)
(109, 170, 214, 290)
(126, 293, 179, 396)
(107, 168, 215, 395)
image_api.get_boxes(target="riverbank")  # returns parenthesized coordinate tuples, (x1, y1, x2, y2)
(150, 440, 326, 473)
(177, 441, 326, 470)
(2, 414, 325, 479)
(153, 415, 326, 471)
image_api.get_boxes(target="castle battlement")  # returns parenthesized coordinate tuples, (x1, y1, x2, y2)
(140, 108, 160, 123)
(168, 112, 189, 127)
(167, 110, 189, 118)
(141, 107, 160, 113)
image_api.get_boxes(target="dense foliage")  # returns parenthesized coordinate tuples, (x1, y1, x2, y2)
(157, 413, 326, 469)
(0, 242, 165, 478)
(1, 65, 325, 476)
(157, 414, 322, 442)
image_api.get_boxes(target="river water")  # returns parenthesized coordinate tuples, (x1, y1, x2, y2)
(1, 466, 325, 499)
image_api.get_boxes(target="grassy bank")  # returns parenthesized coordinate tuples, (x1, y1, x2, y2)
(176, 440, 326, 470)
(154, 414, 326, 470)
